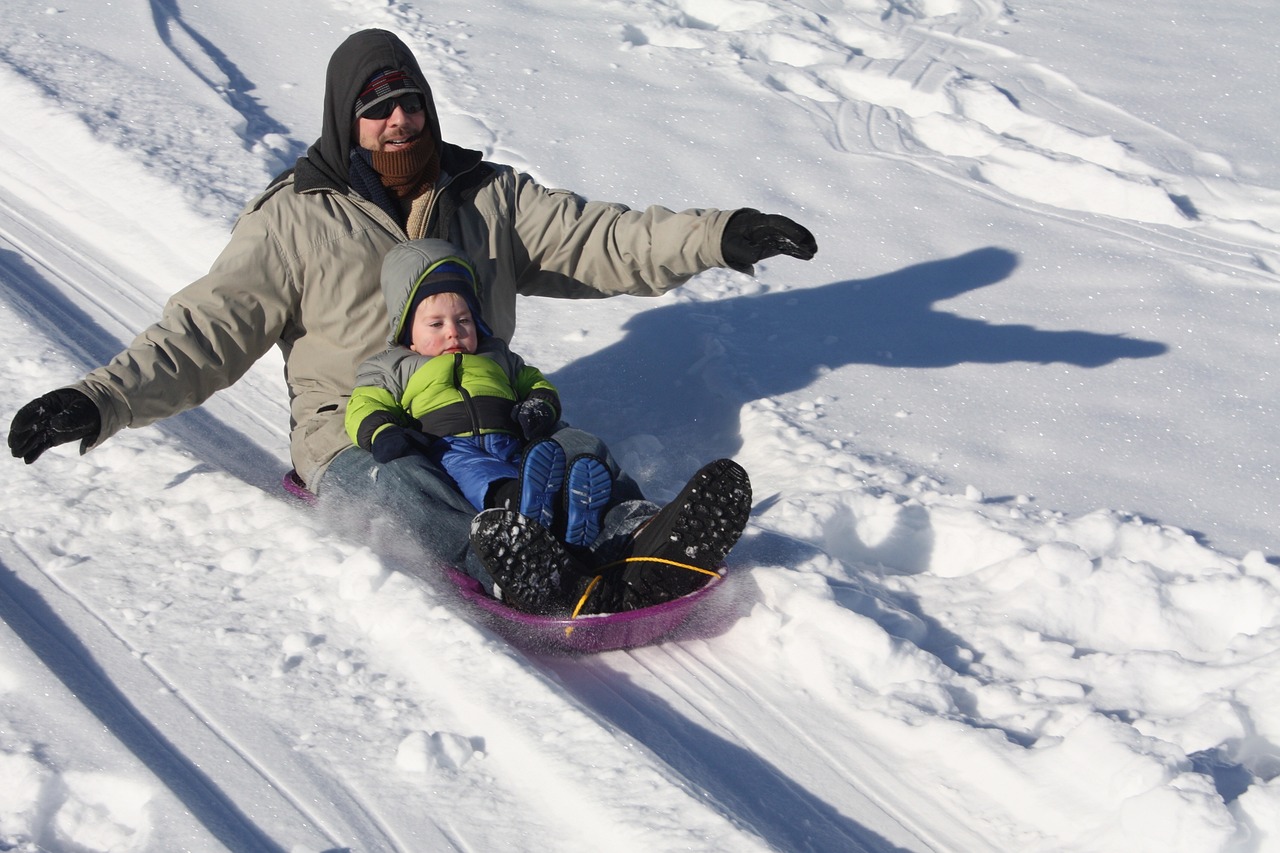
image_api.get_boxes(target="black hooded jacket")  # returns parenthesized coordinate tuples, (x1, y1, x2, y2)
(284, 28, 488, 220)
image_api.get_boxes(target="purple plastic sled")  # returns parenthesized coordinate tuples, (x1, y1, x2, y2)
(282, 469, 318, 505)
(282, 470, 728, 652)
(444, 566, 726, 654)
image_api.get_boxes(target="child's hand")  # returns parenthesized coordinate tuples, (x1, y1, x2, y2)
(513, 394, 558, 440)
(370, 425, 437, 463)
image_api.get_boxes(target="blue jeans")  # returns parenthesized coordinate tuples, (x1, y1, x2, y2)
(315, 426, 657, 592)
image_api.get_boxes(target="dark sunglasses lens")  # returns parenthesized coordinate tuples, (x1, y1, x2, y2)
(363, 94, 423, 120)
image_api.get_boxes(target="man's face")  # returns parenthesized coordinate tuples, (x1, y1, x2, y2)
(356, 98, 427, 153)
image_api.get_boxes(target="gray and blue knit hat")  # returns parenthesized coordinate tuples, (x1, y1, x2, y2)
(399, 263, 493, 346)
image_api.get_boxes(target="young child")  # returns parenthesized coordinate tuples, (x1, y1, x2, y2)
(351, 239, 752, 619)
(346, 239, 614, 549)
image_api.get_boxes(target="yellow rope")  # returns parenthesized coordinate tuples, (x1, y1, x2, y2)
(569, 575, 602, 621)
(564, 558, 721, 636)
(597, 556, 722, 579)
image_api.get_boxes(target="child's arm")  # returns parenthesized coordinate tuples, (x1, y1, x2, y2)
(347, 383, 439, 463)
(346, 384, 406, 451)
(346, 350, 441, 462)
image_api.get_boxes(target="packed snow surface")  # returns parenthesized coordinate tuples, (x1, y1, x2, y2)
(1, 0, 1278, 850)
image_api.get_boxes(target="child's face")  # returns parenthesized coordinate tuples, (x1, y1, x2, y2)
(408, 292, 478, 357)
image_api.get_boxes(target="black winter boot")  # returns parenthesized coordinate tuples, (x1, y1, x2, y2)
(470, 509, 586, 615)
(618, 459, 751, 610)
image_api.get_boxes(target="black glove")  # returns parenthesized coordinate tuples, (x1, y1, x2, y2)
(721, 208, 818, 272)
(370, 425, 437, 464)
(513, 392, 559, 441)
(9, 388, 101, 464)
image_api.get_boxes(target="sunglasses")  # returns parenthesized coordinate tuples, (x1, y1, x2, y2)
(360, 93, 425, 121)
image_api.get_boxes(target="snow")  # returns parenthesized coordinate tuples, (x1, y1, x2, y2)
(1, 0, 1278, 849)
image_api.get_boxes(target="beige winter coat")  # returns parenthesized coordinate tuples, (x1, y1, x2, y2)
(72, 151, 734, 488)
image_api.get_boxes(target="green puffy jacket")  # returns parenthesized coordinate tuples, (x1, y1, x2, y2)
(347, 343, 556, 447)
(347, 239, 559, 450)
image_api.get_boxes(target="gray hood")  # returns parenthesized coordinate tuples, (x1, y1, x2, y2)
(381, 238, 492, 347)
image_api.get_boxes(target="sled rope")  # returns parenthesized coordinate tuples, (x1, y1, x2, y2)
(566, 557, 719, 631)
(569, 575, 602, 621)
(601, 556, 721, 578)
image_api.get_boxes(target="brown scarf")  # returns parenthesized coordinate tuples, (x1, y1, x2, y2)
(369, 135, 440, 201)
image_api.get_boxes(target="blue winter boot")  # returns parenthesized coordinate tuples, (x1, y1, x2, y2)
(563, 454, 613, 548)
(519, 439, 566, 530)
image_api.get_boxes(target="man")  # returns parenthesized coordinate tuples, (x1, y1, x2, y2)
(8, 29, 816, 598)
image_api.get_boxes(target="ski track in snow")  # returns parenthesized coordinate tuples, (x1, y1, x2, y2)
(2, 0, 1279, 850)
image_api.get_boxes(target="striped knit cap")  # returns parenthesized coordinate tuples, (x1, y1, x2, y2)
(354, 69, 424, 118)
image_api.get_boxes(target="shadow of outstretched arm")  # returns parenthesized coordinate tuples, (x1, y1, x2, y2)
(551, 247, 1166, 462)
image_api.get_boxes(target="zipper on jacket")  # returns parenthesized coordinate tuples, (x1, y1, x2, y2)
(451, 353, 483, 437)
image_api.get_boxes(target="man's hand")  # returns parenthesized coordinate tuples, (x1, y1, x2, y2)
(722, 208, 818, 272)
(9, 388, 101, 464)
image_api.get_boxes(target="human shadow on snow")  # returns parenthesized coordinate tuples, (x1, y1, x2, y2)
(551, 247, 1167, 467)
(148, 0, 306, 166)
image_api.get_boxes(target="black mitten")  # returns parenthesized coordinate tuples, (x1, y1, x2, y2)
(513, 392, 559, 440)
(9, 388, 101, 464)
(721, 208, 818, 272)
(370, 426, 437, 464)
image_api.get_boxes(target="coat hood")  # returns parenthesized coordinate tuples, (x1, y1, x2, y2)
(382, 239, 492, 347)
(302, 29, 444, 189)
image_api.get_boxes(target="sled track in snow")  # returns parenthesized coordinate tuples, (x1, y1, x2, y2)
(0, 177, 295, 495)
(0, 180, 412, 851)
(0, 536, 409, 852)
(540, 624, 964, 853)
